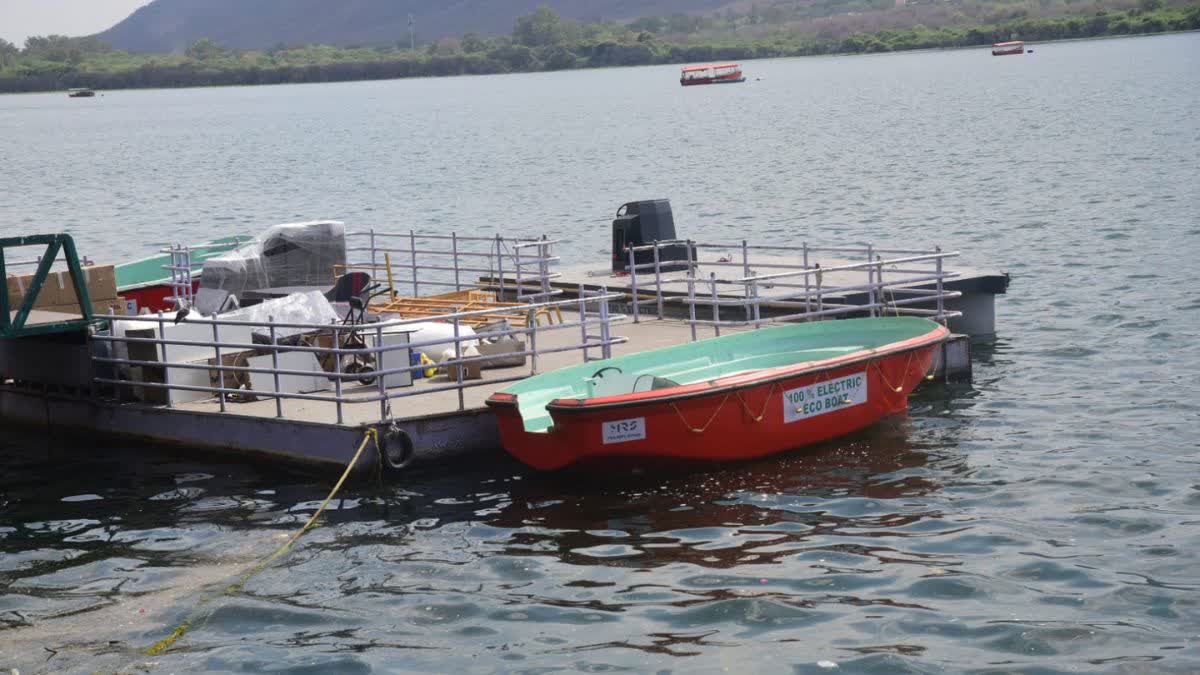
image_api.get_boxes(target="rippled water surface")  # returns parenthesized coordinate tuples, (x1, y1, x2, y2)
(2, 33, 1200, 673)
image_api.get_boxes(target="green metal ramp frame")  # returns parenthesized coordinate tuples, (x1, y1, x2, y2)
(1, 234, 97, 339)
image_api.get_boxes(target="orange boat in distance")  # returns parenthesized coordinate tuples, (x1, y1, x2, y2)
(992, 41, 1026, 56)
(680, 63, 747, 86)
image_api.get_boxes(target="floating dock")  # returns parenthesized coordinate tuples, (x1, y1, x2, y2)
(2, 228, 999, 477)
(492, 247, 1009, 338)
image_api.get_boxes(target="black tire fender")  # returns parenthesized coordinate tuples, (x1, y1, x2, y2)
(380, 424, 415, 472)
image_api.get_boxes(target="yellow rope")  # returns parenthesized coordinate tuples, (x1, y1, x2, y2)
(143, 428, 380, 656)
(671, 382, 782, 433)
(871, 351, 916, 394)
(734, 382, 779, 423)
(671, 393, 733, 433)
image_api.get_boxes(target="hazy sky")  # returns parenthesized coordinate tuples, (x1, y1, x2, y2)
(1, 0, 152, 46)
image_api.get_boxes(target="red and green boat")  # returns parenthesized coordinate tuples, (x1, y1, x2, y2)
(115, 235, 248, 312)
(486, 317, 948, 471)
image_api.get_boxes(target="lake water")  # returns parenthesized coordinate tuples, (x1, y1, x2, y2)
(2, 32, 1199, 673)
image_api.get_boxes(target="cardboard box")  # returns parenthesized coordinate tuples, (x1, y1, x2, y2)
(303, 333, 338, 372)
(441, 359, 482, 382)
(208, 350, 253, 391)
(79, 265, 117, 301)
(6, 264, 118, 308)
(7, 270, 70, 307)
(478, 338, 527, 368)
(34, 298, 128, 317)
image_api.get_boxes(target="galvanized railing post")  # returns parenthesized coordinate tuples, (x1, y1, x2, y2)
(332, 325, 343, 425)
(156, 312, 172, 408)
(816, 266, 824, 318)
(529, 318, 539, 374)
(653, 241, 664, 320)
(876, 255, 887, 316)
(496, 234, 506, 300)
(212, 321, 225, 412)
(185, 247, 193, 307)
(453, 316, 464, 411)
(451, 232, 461, 291)
(936, 246, 945, 324)
(710, 272, 721, 338)
(111, 310, 123, 404)
(802, 241, 811, 313)
(94, 310, 114, 400)
(540, 236, 552, 300)
(687, 268, 698, 342)
(599, 284, 612, 359)
(409, 230, 419, 297)
(751, 273, 762, 328)
(578, 283, 589, 362)
(867, 243, 876, 318)
(376, 322, 387, 422)
(269, 316, 282, 418)
(515, 242, 524, 300)
(369, 228, 377, 273)
(742, 239, 752, 324)
(628, 246, 639, 324)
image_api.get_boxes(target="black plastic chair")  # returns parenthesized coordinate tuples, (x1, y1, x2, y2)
(324, 272, 381, 325)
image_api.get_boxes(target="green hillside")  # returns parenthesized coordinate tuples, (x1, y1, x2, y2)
(1, 2, 1196, 94)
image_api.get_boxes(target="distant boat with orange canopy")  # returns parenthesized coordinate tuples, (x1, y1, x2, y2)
(992, 41, 1026, 56)
(680, 63, 747, 86)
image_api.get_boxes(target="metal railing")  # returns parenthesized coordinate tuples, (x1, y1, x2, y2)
(344, 230, 559, 302)
(89, 290, 625, 425)
(623, 239, 962, 338)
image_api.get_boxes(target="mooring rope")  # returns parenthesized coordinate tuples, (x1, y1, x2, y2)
(142, 427, 380, 657)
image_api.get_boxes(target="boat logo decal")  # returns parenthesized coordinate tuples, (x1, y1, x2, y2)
(602, 417, 646, 444)
(782, 372, 868, 424)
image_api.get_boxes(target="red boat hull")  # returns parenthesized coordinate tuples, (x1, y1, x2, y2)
(680, 75, 746, 86)
(489, 329, 945, 471)
(118, 281, 198, 313)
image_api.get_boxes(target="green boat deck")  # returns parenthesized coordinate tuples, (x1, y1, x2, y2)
(114, 235, 249, 289)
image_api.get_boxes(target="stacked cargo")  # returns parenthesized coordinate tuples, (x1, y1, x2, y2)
(5, 264, 125, 316)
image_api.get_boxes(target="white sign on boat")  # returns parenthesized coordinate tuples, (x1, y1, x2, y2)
(782, 372, 868, 423)
(602, 417, 646, 444)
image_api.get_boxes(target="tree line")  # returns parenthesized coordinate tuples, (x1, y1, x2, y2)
(1, 3, 1197, 94)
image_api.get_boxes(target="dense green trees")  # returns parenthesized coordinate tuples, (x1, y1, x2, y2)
(1, 3, 1197, 94)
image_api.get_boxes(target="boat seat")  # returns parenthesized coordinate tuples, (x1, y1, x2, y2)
(583, 370, 681, 398)
(632, 374, 679, 393)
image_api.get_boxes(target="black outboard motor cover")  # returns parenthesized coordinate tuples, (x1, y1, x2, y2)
(611, 199, 692, 273)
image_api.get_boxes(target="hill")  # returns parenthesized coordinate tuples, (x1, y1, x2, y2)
(96, 0, 734, 52)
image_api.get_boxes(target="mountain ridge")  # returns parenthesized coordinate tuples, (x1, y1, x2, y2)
(96, 0, 735, 52)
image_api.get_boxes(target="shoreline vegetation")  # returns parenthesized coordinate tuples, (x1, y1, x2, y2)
(1, 3, 1197, 94)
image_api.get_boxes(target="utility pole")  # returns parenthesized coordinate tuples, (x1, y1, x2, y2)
(408, 14, 415, 51)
